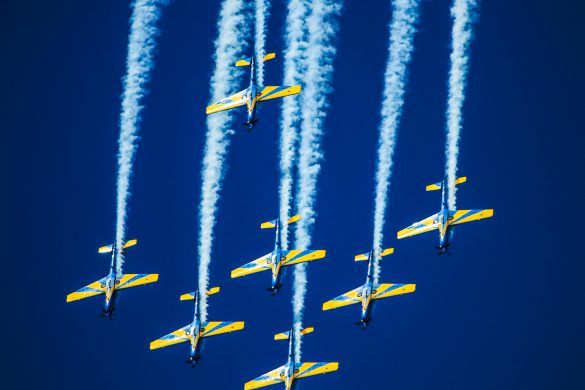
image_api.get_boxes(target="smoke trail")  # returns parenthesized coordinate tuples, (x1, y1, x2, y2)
(445, 0, 479, 210)
(254, 0, 271, 85)
(278, 0, 310, 249)
(292, 0, 341, 361)
(115, 0, 167, 274)
(197, 0, 251, 321)
(371, 0, 420, 284)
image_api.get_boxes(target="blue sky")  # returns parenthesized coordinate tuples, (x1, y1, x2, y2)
(1, 0, 584, 388)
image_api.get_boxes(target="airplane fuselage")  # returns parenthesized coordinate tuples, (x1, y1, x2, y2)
(282, 329, 299, 390)
(187, 293, 204, 363)
(269, 219, 285, 293)
(245, 57, 259, 129)
(436, 180, 454, 253)
(102, 245, 122, 317)
(357, 252, 377, 327)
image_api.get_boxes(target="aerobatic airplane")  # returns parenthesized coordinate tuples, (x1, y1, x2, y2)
(66, 239, 158, 318)
(397, 177, 494, 254)
(205, 52, 301, 130)
(244, 326, 338, 390)
(322, 248, 416, 328)
(231, 215, 326, 294)
(150, 287, 244, 366)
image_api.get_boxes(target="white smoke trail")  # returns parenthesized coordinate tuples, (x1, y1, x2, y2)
(445, 0, 479, 210)
(292, 0, 341, 361)
(371, 0, 420, 284)
(115, 0, 167, 274)
(278, 0, 310, 249)
(197, 0, 251, 322)
(254, 0, 271, 85)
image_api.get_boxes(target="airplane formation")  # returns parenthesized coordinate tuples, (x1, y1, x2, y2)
(67, 52, 494, 388)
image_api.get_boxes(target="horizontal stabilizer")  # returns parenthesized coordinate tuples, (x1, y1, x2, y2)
(262, 52, 276, 62)
(98, 245, 113, 254)
(180, 287, 220, 301)
(274, 326, 314, 340)
(236, 59, 251, 66)
(288, 214, 301, 224)
(122, 239, 137, 249)
(426, 176, 467, 191)
(355, 248, 393, 261)
(260, 219, 277, 229)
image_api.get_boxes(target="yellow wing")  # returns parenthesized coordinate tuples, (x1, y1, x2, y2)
(244, 365, 286, 390)
(322, 287, 361, 310)
(231, 253, 272, 278)
(372, 283, 416, 300)
(294, 362, 339, 379)
(116, 273, 159, 290)
(66, 277, 107, 302)
(149, 325, 191, 350)
(281, 249, 326, 267)
(450, 209, 494, 225)
(200, 321, 245, 338)
(206, 89, 248, 114)
(397, 213, 439, 239)
(257, 85, 301, 102)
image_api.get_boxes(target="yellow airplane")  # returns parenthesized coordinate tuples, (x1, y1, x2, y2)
(398, 177, 494, 254)
(66, 239, 158, 318)
(206, 52, 301, 130)
(150, 288, 244, 367)
(244, 326, 338, 389)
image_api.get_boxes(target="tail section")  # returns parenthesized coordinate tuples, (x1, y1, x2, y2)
(98, 239, 137, 253)
(260, 215, 300, 229)
(354, 248, 394, 261)
(236, 53, 274, 67)
(180, 287, 220, 301)
(426, 176, 467, 191)
(274, 326, 314, 341)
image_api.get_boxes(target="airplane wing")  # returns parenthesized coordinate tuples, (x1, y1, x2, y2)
(322, 287, 361, 310)
(231, 252, 272, 278)
(66, 277, 107, 302)
(116, 273, 159, 290)
(397, 213, 439, 239)
(244, 365, 286, 390)
(149, 325, 191, 350)
(206, 88, 248, 114)
(372, 283, 416, 300)
(450, 209, 494, 225)
(294, 362, 339, 379)
(257, 85, 301, 102)
(281, 249, 326, 267)
(200, 321, 245, 338)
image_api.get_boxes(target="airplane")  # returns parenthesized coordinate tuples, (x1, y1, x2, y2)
(231, 215, 326, 295)
(66, 239, 158, 318)
(322, 248, 416, 328)
(150, 287, 244, 367)
(244, 326, 338, 390)
(206, 52, 301, 130)
(397, 176, 494, 254)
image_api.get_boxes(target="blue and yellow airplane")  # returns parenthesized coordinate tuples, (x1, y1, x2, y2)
(397, 177, 494, 254)
(244, 326, 338, 390)
(322, 248, 416, 328)
(205, 52, 301, 130)
(66, 239, 158, 318)
(150, 287, 244, 366)
(231, 215, 326, 294)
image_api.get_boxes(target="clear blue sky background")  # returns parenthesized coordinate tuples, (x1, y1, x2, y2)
(1, 0, 584, 388)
